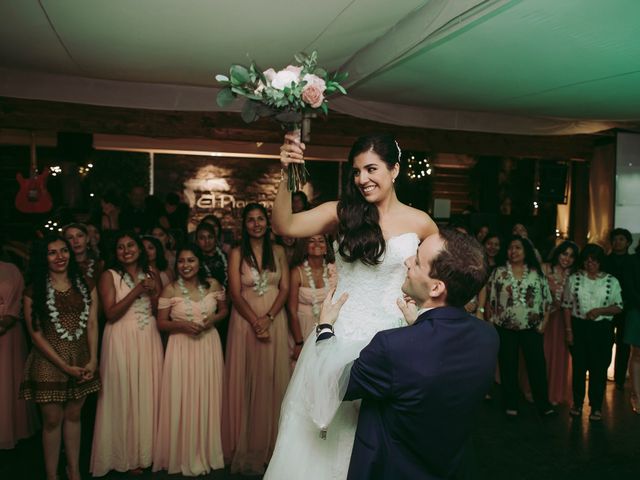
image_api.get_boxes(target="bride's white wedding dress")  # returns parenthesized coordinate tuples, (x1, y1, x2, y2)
(265, 232, 419, 479)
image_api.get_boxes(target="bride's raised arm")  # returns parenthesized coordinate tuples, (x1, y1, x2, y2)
(272, 132, 339, 238)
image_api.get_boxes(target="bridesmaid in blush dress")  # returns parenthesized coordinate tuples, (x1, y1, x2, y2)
(287, 234, 337, 362)
(153, 244, 227, 476)
(222, 204, 291, 475)
(0, 260, 39, 450)
(90, 231, 164, 477)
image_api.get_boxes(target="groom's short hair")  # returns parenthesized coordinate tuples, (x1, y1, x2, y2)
(429, 228, 489, 307)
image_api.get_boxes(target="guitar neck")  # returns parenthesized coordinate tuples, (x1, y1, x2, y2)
(30, 132, 38, 176)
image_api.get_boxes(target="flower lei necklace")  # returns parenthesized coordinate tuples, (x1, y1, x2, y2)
(85, 259, 95, 279)
(506, 263, 534, 305)
(303, 259, 329, 320)
(123, 271, 152, 330)
(250, 266, 269, 296)
(217, 247, 228, 285)
(177, 277, 207, 323)
(47, 277, 90, 342)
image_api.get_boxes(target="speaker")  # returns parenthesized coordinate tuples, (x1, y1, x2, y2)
(433, 198, 451, 219)
(538, 161, 568, 204)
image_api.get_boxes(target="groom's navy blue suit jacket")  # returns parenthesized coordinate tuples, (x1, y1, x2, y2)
(342, 306, 498, 480)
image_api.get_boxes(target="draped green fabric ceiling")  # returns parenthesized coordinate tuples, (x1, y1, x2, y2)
(1, 0, 639, 134)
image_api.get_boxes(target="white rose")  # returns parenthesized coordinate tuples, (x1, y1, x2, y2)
(302, 73, 326, 93)
(263, 68, 277, 84)
(271, 68, 300, 90)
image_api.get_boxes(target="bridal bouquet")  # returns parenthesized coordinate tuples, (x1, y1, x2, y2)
(216, 51, 348, 191)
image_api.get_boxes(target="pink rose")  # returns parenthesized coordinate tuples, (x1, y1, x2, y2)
(302, 74, 326, 93)
(301, 84, 325, 108)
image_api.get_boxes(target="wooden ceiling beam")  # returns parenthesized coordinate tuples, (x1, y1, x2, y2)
(0, 96, 605, 159)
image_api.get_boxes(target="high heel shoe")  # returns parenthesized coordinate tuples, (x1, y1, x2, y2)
(631, 395, 640, 414)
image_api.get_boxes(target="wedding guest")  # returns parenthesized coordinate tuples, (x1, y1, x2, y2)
(90, 231, 164, 476)
(63, 223, 104, 282)
(99, 190, 120, 233)
(153, 245, 227, 476)
(158, 192, 189, 240)
(475, 224, 490, 244)
(542, 240, 579, 405)
(200, 214, 233, 254)
(222, 203, 290, 475)
(564, 244, 623, 421)
(291, 190, 310, 213)
(142, 235, 173, 288)
(287, 235, 337, 360)
(150, 225, 176, 269)
(275, 234, 297, 267)
(625, 239, 640, 413)
(0, 258, 39, 449)
(85, 223, 102, 260)
(119, 185, 158, 234)
(486, 235, 555, 417)
(476, 232, 502, 321)
(196, 222, 228, 288)
(20, 235, 100, 480)
(603, 227, 633, 390)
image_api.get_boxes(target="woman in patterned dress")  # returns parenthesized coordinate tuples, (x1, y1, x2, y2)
(486, 235, 555, 417)
(221, 203, 291, 475)
(20, 234, 101, 480)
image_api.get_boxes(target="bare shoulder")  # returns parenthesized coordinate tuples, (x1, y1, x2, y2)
(208, 278, 223, 292)
(273, 243, 286, 258)
(399, 205, 438, 240)
(161, 282, 176, 298)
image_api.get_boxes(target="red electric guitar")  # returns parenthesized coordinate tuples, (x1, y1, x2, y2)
(15, 133, 53, 214)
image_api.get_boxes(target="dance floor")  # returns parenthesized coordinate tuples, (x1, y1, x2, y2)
(2, 381, 638, 480)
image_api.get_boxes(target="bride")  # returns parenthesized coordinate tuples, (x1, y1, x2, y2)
(264, 132, 437, 479)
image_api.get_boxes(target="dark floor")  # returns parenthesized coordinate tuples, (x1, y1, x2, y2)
(2, 381, 639, 480)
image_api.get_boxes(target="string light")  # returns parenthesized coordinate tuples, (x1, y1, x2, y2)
(407, 154, 432, 180)
(49, 165, 62, 177)
(78, 163, 94, 176)
(44, 220, 62, 233)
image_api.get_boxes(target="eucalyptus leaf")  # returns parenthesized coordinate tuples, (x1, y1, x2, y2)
(230, 64, 250, 85)
(215, 74, 229, 83)
(241, 100, 258, 123)
(321, 103, 329, 115)
(313, 67, 327, 78)
(216, 88, 236, 107)
(335, 84, 347, 95)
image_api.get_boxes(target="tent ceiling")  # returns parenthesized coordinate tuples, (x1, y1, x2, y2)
(1, 0, 639, 135)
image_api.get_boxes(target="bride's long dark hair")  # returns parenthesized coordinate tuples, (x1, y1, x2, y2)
(337, 134, 400, 266)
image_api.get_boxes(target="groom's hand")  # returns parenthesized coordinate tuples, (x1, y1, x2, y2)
(319, 287, 349, 326)
(397, 296, 419, 325)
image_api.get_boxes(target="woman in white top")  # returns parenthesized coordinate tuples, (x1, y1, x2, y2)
(563, 243, 623, 421)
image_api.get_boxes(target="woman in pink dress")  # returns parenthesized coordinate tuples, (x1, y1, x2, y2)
(153, 244, 228, 476)
(542, 240, 579, 405)
(20, 235, 100, 480)
(142, 235, 173, 288)
(222, 203, 291, 475)
(0, 260, 39, 449)
(287, 234, 337, 361)
(90, 231, 164, 476)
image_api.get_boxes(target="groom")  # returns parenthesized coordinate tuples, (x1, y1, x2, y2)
(317, 228, 499, 479)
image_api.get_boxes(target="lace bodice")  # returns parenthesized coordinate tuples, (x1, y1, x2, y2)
(332, 232, 419, 341)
